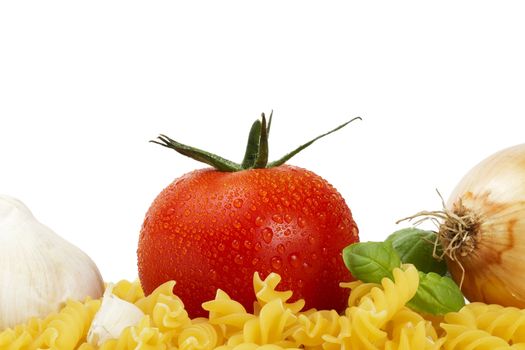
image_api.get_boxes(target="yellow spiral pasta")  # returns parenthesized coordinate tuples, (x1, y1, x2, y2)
(253, 273, 304, 315)
(291, 309, 341, 347)
(340, 280, 380, 307)
(110, 280, 145, 304)
(92, 316, 166, 350)
(177, 318, 222, 350)
(441, 302, 525, 348)
(134, 281, 191, 334)
(202, 289, 255, 338)
(4, 263, 525, 349)
(324, 264, 441, 350)
(440, 323, 510, 350)
(215, 344, 301, 350)
(0, 298, 100, 350)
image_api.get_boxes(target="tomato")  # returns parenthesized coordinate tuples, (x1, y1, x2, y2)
(137, 114, 360, 317)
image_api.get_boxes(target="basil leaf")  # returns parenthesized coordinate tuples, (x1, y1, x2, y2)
(408, 271, 465, 315)
(342, 241, 401, 284)
(386, 227, 448, 276)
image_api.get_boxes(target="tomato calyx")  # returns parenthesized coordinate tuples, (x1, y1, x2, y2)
(151, 112, 361, 172)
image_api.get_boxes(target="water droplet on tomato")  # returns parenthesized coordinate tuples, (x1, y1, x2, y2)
(231, 240, 240, 250)
(251, 257, 260, 266)
(163, 222, 169, 229)
(254, 242, 262, 251)
(233, 198, 243, 208)
(271, 256, 283, 270)
(311, 252, 318, 260)
(303, 261, 312, 271)
(184, 209, 191, 216)
(233, 220, 241, 229)
(288, 253, 300, 268)
(262, 228, 273, 243)
(284, 214, 293, 223)
(308, 236, 315, 245)
(234, 254, 244, 265)
(209, 269, 217, 280)
(244, 240, 252, 249)
(297, 217, 306, 228)
(297, 279, 304, 287)
(277, 244, 285, 254)
(284, 229, 291, 236)
(250, 204, 257, 211)
(255, 216, 264, 226)
(218, 243, 225, 251)
(272, 214, 283, 224)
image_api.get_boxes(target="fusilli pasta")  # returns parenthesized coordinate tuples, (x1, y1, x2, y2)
(4, 263, 525, 349)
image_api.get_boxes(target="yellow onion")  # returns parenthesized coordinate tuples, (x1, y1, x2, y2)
(418, 143, 525, 307)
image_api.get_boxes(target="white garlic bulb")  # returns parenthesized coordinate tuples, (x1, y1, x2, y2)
(87, 284, 145, 346)
(0, 195, 104, 330)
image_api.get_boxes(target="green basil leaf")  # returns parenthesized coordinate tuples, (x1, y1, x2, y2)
(342, 241, 401, 284)
(408, 271, 465, 315)
(386, 227, 448, 276)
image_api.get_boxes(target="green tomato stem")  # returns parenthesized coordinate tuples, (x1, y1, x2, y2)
(241, 119, 263, 169)
(253, 113, 269, 169)
(151, 135, 242, 172)
(152, 112, 361, 172)
(267, 116, 362, 168)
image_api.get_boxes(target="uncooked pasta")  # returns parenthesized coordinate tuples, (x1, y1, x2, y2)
(2, 264, 525, 349)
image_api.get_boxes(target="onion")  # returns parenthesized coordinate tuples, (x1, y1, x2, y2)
(405, 143, 525, 307)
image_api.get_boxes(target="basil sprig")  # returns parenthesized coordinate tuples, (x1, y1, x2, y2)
(342, 241, 400, 284)
(386, 227, 448, 275)
(342, 241, 465, 315)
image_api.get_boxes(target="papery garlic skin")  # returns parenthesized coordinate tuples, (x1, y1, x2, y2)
(445, 143, 525, 308)
(87, 284, 145, 346)
(0, 195, 104, 330)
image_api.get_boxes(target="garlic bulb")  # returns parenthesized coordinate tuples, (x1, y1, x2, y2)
(410, 144, 525, 308)
(0, 195, 104, 330)
(87, 284, 145, 346)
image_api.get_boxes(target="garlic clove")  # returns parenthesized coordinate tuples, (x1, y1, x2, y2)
(0, 195, 105, 330)
(87, 284, 145, 346)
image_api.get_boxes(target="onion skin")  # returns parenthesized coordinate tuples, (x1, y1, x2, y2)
(444, 143, 525, 308)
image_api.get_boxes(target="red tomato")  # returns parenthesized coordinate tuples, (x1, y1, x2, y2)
(137, 164, 359, 318)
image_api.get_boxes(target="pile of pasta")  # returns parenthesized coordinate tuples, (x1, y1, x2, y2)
(1, 264, 525, 349)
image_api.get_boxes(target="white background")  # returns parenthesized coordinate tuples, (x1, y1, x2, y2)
(1, 1, 524, 282)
